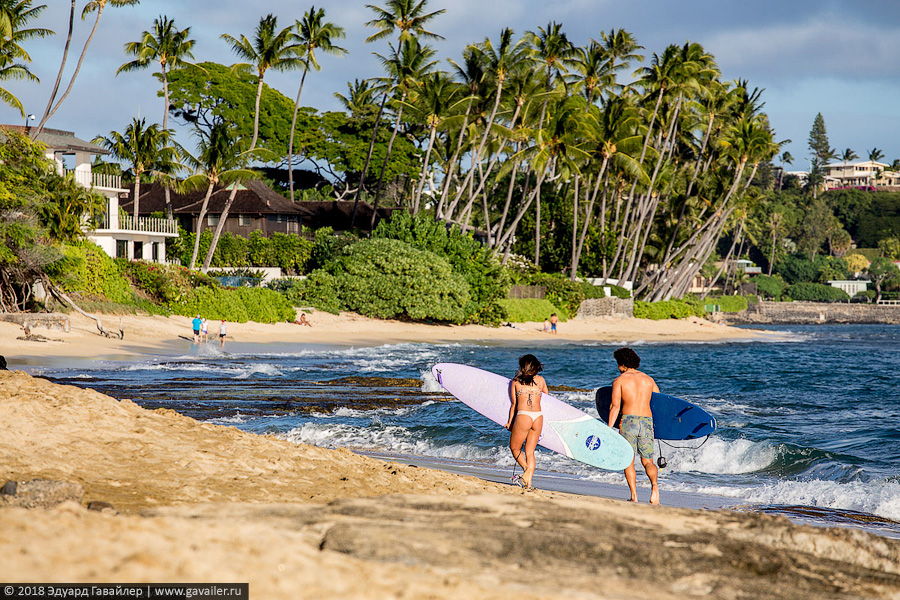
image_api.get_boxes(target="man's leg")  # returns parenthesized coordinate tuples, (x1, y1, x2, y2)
(640, 456, 659, 505)
(624, 458, 638, 502)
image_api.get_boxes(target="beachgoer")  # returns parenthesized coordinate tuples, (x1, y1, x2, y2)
(542, 318, 551, 333)
(219, 320, 227, 346)
(191, 315, 202, 343)
(609, 347, 660, 505)
(549, 313, 559, 334)
(504, 354, 547, 489)
(201, 318, 209, 343)
(294, 314, 312, 327)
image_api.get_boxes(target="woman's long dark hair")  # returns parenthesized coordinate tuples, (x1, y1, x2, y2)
(514, 354, 543, 386)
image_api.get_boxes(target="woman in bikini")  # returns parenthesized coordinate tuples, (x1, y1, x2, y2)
(504, 354, 547, 489)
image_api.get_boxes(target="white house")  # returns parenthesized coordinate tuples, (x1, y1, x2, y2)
(3, 125, 177, 263)
(827, 279, 870, 297)
(823, 160, 900, 191)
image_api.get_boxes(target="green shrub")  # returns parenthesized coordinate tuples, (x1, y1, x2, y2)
(753, 274, 787, 299)
(309, 226, 357, 271)
(281, 271, 342, 315)
(528, 273, 603, 318)
(172, 230, 314, 275)
(329, 238, 471, 322)
(607, 285, 631, 299)
(634, 299, 706, 320)
(498, 298, 563, 323)
(168, 286, 294, 323)
(49, 241, 132, 303)
(372, 212, 509, 325)
(785, 282, 850, 302)
(712, 295, 749, 312)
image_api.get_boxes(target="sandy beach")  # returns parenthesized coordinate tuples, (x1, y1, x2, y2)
(0, 313, 899, 598)
(1, 369, 899, 599)
(2, 309, 781, 362)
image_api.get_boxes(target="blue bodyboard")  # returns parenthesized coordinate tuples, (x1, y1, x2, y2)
(594, 386, 716, 440)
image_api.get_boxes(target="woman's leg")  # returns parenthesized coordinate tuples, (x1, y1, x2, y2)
(522, 417, 543, 487)
(509, 415, 532, 471)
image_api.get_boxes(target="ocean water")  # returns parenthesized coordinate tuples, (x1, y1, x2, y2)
(31, 324, 900, 535)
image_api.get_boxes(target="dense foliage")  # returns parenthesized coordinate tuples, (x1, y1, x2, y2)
(785, 282, 850, 303)
(498, 298, 563, 323)
(299, 238, 470, 322)
(633, 299, 705, 320)
(170, 230, 313, 275)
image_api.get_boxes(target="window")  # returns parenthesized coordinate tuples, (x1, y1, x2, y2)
(151, 242, 159, 262)
(207, 214, 220, 226)
(239, 215, 252, 226)
(133, 241, 143, 259)
(116, 240, 128, 259)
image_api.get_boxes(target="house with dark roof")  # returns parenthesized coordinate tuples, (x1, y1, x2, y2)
(1, 125, 178, 263)
(123, 181, 404, 235)
(122, 180, 305, 237)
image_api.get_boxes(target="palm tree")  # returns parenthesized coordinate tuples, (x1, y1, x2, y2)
(117, 16, 195, 219)
(778, 150, 793, 191)
(181, 123, 259, 270)
(840, 147, 857, 180)
(353, 0, 445, 225)
(34, 0, 140, 137)
(364, 0, 445, 43)
(370, 38, 438, 226)
(93, 118, 177, 222)
(221, 14, 303, 152)
(0, 0, 52, 116)
(868, 147, 885, 163)
(287, 6, 346, 202)
(334, 79, 376, 116)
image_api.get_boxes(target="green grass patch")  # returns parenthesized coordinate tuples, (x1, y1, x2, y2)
(498, 298, 565, 323)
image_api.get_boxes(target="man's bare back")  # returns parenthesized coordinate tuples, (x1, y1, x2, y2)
(611, 369, 658, 420)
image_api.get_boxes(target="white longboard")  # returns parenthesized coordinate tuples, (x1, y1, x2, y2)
(432, 363, 634, 471)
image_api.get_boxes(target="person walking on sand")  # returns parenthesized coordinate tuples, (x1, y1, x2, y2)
(219, 320, 227, 347)
(504, 354, 547, 489)
(201, 318, 209, 343)
(191, 315, 202, 343)
(609, 347, 660, 504)
(549, 313, 559, 334)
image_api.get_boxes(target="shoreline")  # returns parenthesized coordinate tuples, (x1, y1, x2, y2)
(1, 370, 899, 598)
(3, 310, 786, 364)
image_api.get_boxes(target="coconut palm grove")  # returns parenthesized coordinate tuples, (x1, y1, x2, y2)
(2, 0, 900, 323)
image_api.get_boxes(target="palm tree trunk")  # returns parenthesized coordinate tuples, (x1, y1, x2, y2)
(436, 102, 472, 220)
(413, 124, 438, 213)
(569, 174, 581, 280)
(700, 218, 744, 300)
(189, 182, 214, 270)
(249, 74, 264, 151)
(288, 67, 310, 202)
(371, 94, 407, 230)
(133, 178, 141, 221)
(34, 5, 105, 137)
(36, 0, 75, 136)
(351, 92, 389, 227)
(202, 184, 240, 272)
(161, 66, 174, 220)
(495, 152, 522, 246)
(573, 160, 608, 279)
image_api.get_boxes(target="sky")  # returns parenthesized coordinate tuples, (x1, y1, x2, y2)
(5, 0, 900, 169)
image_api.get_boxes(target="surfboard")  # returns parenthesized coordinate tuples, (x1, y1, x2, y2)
(594, 386, 716, 440)
(431, 363, 634, 471)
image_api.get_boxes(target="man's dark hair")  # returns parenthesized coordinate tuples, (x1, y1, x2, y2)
(0, 355, 7, 370)
(613, 347, 640, 369)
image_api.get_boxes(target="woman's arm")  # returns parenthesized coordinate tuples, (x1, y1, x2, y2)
(505, 381, 518, 430)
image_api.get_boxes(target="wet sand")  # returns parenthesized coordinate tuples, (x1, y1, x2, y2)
(1, 370, 899, 599)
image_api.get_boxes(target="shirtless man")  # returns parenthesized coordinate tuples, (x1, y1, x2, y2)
(609, 347, 660, 505)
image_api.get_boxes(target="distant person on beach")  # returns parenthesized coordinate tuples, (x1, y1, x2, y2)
(219, 320, 227, 346)
(549, 313, 559, 334)
(294, 314, 312, 327)
(609, 347, 660, 505)
(504, 354, 547, 489)
(201, 318, 209, 343)
(542, 318, 551, 332)
(191, 315, 202, 343)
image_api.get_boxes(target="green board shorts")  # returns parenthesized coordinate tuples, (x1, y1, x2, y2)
(620, 415, 655, 459)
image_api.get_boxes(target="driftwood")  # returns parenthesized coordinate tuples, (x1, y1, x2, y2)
(47, 283, 124, 340)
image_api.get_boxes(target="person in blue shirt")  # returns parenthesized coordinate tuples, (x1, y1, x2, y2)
(191, 315, 202, 343)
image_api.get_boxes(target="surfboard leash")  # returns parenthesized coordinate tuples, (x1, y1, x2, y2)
(655, 435, 712, 468)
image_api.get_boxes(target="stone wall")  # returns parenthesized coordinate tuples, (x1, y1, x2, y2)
(723, 301, 900, 325)
(576, 297, 634, 319)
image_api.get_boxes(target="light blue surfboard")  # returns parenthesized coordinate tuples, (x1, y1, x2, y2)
(432, 363, 634, 471)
